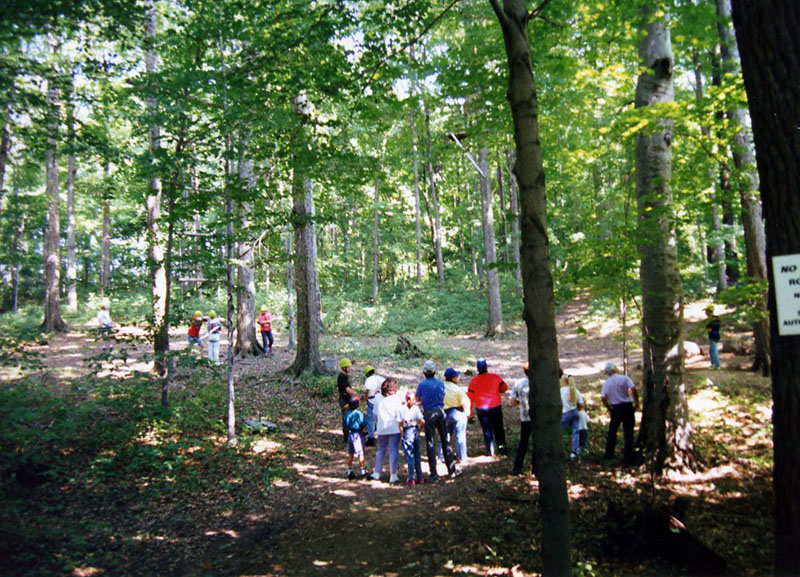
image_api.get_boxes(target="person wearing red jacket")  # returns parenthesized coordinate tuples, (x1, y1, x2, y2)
(467, 358, 509, 456)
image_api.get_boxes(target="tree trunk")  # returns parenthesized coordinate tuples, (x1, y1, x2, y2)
(474, 176, 485, 289)
(411, 108, 423, 286)
(488, 1, 571, 574)
(633, 6, 694, 473)
(730, 2, 800, 573)
(716, 0, 770, 376)
(497, 162, 510, 263)
(65, 82, 77, 312)
(42, 33, 67, 333)
(290, 174, 323, 375)
(0, 96, 11, 226)
(284, 230, 296, 351)
(425, 110, 445, 287)
(145, 0, 170, 404)
(479, 147, 504, 338)
(372, 176, 379, 302)
(506, 148, 523, 297)
(100, 161, 112, 294)
(235, 154, 262, 357)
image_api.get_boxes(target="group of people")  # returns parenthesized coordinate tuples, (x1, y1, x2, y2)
(184, 305, 276, 364)
(337, 356, 645, 483)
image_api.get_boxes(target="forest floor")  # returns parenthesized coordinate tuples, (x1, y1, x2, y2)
(14, 297, 773, 577)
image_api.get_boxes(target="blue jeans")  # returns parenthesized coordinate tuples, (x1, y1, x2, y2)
(443, 408, 468, 461)
(373, 433, 401, 476)
(365, 400, 376, 440)
(261, 330, 273, 352)
(709, 338, 720, 368)
(476, 405, 507, 456)
(402, 427, 423, 482)
(561, 409, 580, 454)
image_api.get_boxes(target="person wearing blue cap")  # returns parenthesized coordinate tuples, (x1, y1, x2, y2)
(467, 358, 509, 456)
(443, 367, 470, 462)
(415, 360, 458, 481)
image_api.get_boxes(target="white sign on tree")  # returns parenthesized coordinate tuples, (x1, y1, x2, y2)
(772, 254, 800, 336)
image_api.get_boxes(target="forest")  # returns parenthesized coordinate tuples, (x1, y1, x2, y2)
(1, 0, 799, 576)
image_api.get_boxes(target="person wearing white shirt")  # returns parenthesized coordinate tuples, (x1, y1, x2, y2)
(363, 365, 385, 446)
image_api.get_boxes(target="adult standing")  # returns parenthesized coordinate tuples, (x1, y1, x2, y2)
(257, 305, 274, 355)
(96, 300, 114, 353)
(467, 358, 509, 456)
(415, 360, 457, 481)
(705, 305, 721, 369)
(337, 358, 358, 443)
(443, 367, 470, 462)
(510, 362, 531, 475)
(559, 369, 584, 461)
(206, 310, 223, 365)
(601, 362, 639, 464)
(370, 378, 403, 483)
(363, 365, 385, 447)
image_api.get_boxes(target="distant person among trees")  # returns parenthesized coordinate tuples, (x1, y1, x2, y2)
(705, 304, 721, 369)
(337, 358, 358, 443)
(399, 389, 424, 486)
(467, 358, 509, 456)
(416, 359, 458, 481)
(559, 368, 584, 461)
(257, 305, 274, 355)
(370, 378, 403, 484)
(96, 300, 114, 353)
(363, 365, 385, 447)
(601, 362, 639, 465)
(577, 408, 590, 455)
(205, 310, 222, 365)
(344, 396, 367, 480)
(187, 311, 205, 350)
(510, 362, 531, 475)
(443, 367, 470, 463)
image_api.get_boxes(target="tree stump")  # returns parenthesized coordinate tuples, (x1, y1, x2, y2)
(394, 335, 426, 359)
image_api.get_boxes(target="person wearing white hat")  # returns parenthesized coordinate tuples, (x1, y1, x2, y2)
(601, 362, 639, 464)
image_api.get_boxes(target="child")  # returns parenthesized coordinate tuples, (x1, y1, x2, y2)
(705, 304, 721, 369)
(344, 396, 367, 480)
(206, 310, 222, 364)
(577, 408, 590, 455)
(370, 378, 403, 484)
(96, 301, 114, 353)
(187, 311, 205, 349)
(399, 389, 424, 486)
(257, 305, 274, 354)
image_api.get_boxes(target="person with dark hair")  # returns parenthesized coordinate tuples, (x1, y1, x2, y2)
(344, 396, 367, 480)
(415, 360, 458, 481)
(399, 390, 424, 485)
(705, 305, 721, 369)
(363, 365, 385, 447)
(467, 358, 509, 456)
(443, 367, 470, 463)
(337, 358, 357, 443)
(370, 378, 403, 483)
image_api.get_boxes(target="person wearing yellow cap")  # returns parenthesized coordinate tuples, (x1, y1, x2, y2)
(257, 305, 274, 355)
(337, 358, 357, 442)
(205, 310, 222, 364)
(363, 364, 385, 447)
(705, 304, 721, 369)
(187, 310, 206, 350)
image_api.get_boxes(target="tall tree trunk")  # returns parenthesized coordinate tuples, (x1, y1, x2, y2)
(474, 176, 485, 289)
(65, 79, 77, 312)
(42, 32, 67, 333)
(0, 93, 11, 226)
(100, 161, 112, 293)
(730, 2, 800, 573)
(497, 162, 510, 263)
(284, 230, 296, 351)
(488, 1, 571, 574)
(479, 147, 504, 338)
(411, 108, 423, 286)
(290, 173, 323, 375)
(235, 153, 261, 357)
(11, 185, 24, 312)
(710, 55, 729, 293)
(506, 148, 523, 297)
(145, 0, 170, 404)
(716, 0, 770, 376)
(633, 6, 694, 473)
(425, 110, 445, 287)
(372, 176, 379, 302)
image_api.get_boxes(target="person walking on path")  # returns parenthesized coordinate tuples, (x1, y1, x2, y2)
(705, 304, 721, 369)
(560, 369, 584, 461)
(257, 305, 274, 355)
(205, 310, 223, 364)
(96, 300, 114, 353)
(601, 362, 639, 465)
(467, 358, 509, 456)
(399, 390, 424, 485)
(370, 378, 403, 483)
(443, 367, 470, 462)
(510, 362, 531, 475)
(337, 358, 358, 443)
(415, 360, 458, 481)
(363, 365, 385, 447)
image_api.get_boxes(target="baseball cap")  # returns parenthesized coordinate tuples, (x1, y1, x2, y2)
(604, 362, 616, 374)
(364, 365, 375, 376)
(423, 359, 436, 374)
(477, 358, 488, 372)
(444, 367, 461, 381)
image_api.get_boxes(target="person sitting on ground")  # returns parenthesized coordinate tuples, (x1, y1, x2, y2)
(344, 396, 367, 480)
(96, 300, 114, 353)
(205, 311, 223, 365)
(399, 389, 424, 486)
(443, 367, 470, 463)
(363, 365, 385, 447)
(510, 362, 532, 475)
(257, 305, 274, 355)
(601, 362, 639, 465)
(187, 311, 205, 350)
(337, 358, 358, 443)
(467, 358, 509, 456)
(415, 360, 458, 481)
(559, 368, 584, 461)
(371, 378, 403, 483)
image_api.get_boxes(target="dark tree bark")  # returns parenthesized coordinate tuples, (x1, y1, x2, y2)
(633, 6, 694, 473)
(100, 161, 112, 294)
(411, 107, 423, 286)
(235, 153, 262, 357)
(506, 148, 523, 297)
(730, 2, 800, 574)
(488, 1, 571, 574)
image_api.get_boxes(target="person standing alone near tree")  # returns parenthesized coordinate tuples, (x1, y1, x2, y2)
(705, 304, 721, 369)
(257, 305, 274, 355)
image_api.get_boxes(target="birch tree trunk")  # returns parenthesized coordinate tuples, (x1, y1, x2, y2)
(100, 161, 112, 293)
(633, 6, 694, 473)
(411, 108, 423, 286)
(372, 176, 379, 302)
(730, 2, 800, 572)
(480, 147, 504, 338)
(291, 173, 323, 375)
(488, 1, 570, 573)
(0, 93, 11, 226)
(144, 0, 170, 403)
(65, 79, 77, 312)
(235, 153, 261, 357)
(506, 148, 523, 297)
(425, 110, 445, 287)
(716, 0, 770, 376)
(42, 32, 67, 333)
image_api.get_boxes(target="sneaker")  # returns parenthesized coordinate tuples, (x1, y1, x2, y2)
(389, 474, 399, 484)
(407, 479, 416, 486)
(449, 467, 461, 478)
(570, 452, 577, 461)
(370, 472, 381, 481)
(427, 474, 440, 483)
(347, 471, 356, 480)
